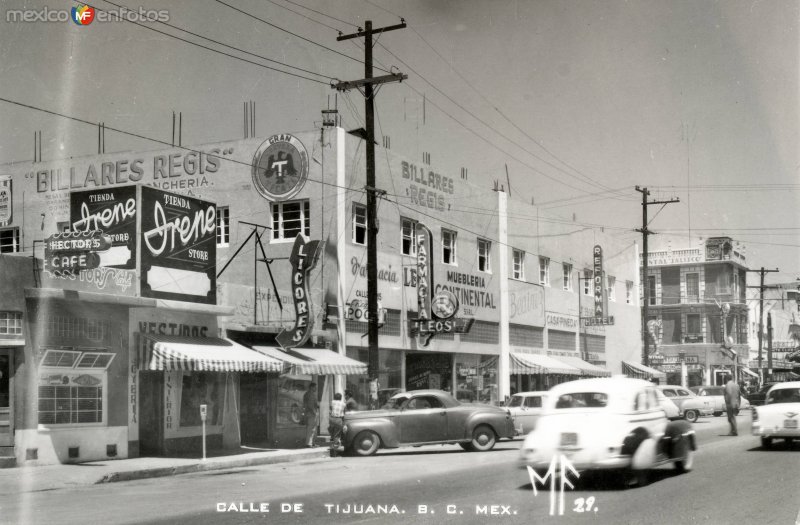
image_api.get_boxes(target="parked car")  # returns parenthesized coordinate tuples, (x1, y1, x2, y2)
(656, 385, 714, 422)
(690, 385, 751, 416)
(746, 382, 778, 407)
(751, 381, 800, 449)
(504, 391, 547, 435)
(342, 389, 515, 456)
(519, 377, 696, 487)
(654, 388, 681, 419)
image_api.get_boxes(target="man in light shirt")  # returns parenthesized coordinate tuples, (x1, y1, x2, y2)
(329, 393, 347, 456)
(723, 375, 741, 436)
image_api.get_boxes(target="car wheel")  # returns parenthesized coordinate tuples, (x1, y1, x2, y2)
(674, 449, 694, 473)
(684, 410, 699, 423)
(351, 430, 380, 456)
(761, 437, 772, 449)
(469, 425, 497, 452)
(713, 412, 722, 417)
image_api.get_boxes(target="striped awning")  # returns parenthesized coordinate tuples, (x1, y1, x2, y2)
(253, 346, 367, 375)
(622, 360, 666, 380)
(741, 368, 759, 379)
(556, 355, 612, 377)
(138, 334, 283, 373)
(510, 353, 581, 375)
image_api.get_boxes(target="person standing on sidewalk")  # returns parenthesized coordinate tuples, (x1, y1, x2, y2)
(303, 383, 319, 447)
(328, 393, 346, 456)
(723, 375, 741, 436)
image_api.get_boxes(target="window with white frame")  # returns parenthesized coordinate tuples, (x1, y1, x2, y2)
(583, 270, 592, 295)
(442, 229, 457, 265)
(352, 203, 367, 245)
(477, 238, 491, 273)
(626, 281, 634, 304)
(401, 218, 417, 256)
(563, 263, 573, 291)
(0, 227, 20, 253)
(37, 348, 115, 425)
(539, 256, 550, 286)
(271, 200, 310, 241)
(216, 206, 230, 246)
(512, 249, 525, 280)
(0, 311, 23, 335)
(607, 275, 616, 301)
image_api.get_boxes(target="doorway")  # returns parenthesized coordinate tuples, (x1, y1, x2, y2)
(0, 349, 13, 449)
(239, 373, 275, 447)
(138, 371, 164, 456)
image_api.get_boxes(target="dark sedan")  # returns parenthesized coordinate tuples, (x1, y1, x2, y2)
(747, 383, 777, 406)
(341, 389, 515, 456)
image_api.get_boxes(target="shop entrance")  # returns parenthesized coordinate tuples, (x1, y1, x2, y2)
(240, 373, 275, 446)
(405, 352, 452, 393)
(138, 371, 164, 456)
(0, 349, 13, 448)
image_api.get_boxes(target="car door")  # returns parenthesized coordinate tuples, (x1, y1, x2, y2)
(398, 395, 448, 444)
(516, 395, 544, 434)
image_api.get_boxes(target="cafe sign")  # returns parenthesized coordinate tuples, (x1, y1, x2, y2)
(44, 230, 111, 276)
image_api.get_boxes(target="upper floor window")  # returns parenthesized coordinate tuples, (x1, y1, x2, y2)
(563, 263, 573, 291)
(583, 270, 592, 295)
(647, 275, 656, 306)
(607, 275, 616, 301)
(686, 273, 700, 303)
(271, 200, 310, 241)
(626, 281, 634, 304)
(442, 229, 457, 265)
(512, 249, 525, 280)
(0, 227, 20, 253)
(401, 218, 417, 256)
(477, 239, 491, 273)
(539, 256, 550, 286)
(216, 206, 230, 247)
(352, 203, 367, 245)
(0, 311, 23, 335)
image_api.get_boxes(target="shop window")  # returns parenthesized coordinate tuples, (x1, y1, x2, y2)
(0, 227, 20, 253)
(38, 349, 113, 426)
(401, 218, 417, 256)
(0, 311, 23, 335)
(442, 229, 457, 265)
(626, 281, 634, 304)
(40, 349, 82, 368)
(216, 206, 230, 247)
(180, 372, 224, 427)
(75, 352, 116, 369)
(539, 256, 549, 286)
(352, 203, 367, 245)
(477, 239, 491, 273)
(647, 275, 657, 305)
(563, 263, 573, 291)
(512, 249, 525, 280)
(455, 354, 498, 404)
(271, 200, 310, 241)
(583, 270, 592, 295)
(607, 275, 616, 301)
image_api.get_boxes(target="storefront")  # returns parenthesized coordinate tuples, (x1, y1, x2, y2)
(622, 360, 667, 383)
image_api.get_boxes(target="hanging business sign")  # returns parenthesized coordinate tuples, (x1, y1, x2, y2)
(0, 176, 11, 225)
(43, 230, 111, 276)
(70, 185, 138, 269)
(140, 186, 217, 304)
(276, 234, 322, 349)
(251, 134, 309, 201)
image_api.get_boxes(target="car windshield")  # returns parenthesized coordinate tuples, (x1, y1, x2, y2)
(765, 388, 800, 405)
(701, 388, 724, 396)
(554, 392, 608, 409)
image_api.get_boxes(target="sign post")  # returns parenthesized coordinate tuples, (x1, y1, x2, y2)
(200, 404, 207, 461)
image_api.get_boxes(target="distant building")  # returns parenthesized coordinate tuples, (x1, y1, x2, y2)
(641, 237, 751, 387)
(747, 282, 800, 382)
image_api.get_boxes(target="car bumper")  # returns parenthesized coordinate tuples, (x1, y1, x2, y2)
(751, 424, 800, 438)
(519, 452, 631, 471)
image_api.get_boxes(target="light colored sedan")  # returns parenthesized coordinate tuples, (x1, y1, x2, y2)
(657, 385, 714, 422)
(751, 381, 800, 449)
(690, 385, 751, 416)
(504, 391, 547, 435)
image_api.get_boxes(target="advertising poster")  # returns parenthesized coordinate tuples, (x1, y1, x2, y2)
(69, 185, 138, 269)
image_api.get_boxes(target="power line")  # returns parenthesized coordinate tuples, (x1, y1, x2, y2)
(280, 0, 360, 30)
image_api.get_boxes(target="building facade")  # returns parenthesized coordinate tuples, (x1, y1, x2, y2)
(747, 282, 800, 383)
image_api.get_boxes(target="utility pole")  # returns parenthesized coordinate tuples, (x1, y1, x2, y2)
(747, 267, 779, 381)
(635, 186, 679, 367)
(335, 20, 407, 402)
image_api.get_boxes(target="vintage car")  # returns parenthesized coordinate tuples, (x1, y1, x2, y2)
(654, 388, 681, 420)
(656, 385, 714, 422)
(505, 391, 547, 435)
(519, 377, 696, 487)
(746, 382, 778, 407)
(751, 381, 800, 449)
(342, 389, 515, 456)
(690, 385, 751, 416)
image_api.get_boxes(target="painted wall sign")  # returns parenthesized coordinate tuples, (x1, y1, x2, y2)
(400, 161, 456, 212)
(70, 185, 138, 269)
(140, 186, 217, 304)
(251, 134, 309, 200)
(276, 235, 321, 349)
(0, 176, 11, 225)
(546, 313, 579, 329)
(644, 249, 702, 266)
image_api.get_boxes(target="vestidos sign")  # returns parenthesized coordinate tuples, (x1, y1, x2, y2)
(276, 235, 322, 349)
(140, 186, 217, 304)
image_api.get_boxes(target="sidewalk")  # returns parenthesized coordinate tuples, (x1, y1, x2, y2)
(0, 446, 331, 495)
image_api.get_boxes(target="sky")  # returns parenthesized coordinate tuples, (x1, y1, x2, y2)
(1, 0, 798, 281)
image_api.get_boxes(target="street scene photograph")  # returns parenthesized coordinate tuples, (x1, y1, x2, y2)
(0, 1, 799, 524)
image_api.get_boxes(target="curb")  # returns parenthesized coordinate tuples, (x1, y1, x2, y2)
(95, 448, 331, 484)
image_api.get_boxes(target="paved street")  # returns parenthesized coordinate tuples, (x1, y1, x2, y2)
(1, 414, 798, 525)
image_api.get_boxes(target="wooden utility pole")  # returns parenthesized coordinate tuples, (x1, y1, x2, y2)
(747, 267, 779, 378)
(334, 21, 407, 393)
(635, 186, 679, 367)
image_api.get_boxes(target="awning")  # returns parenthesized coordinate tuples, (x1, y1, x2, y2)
(556, 355, 612, 377)
(138, 334, 283, 373)
(622, 360, 666, 380)
(741, 368, 759, 379)
(253, 346, 367, 375)
(510, 353, 581, 375)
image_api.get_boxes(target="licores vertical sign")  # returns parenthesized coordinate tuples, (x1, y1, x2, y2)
(593, 245, 605, 318)
(416, 224, 433, 320)
(0, 176, 11, 226)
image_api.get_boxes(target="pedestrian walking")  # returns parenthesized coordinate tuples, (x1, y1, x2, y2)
(723, 375, 741, 436)
(303, 382, 319, 447)
(329, 393, 346, 456)
(345, 389, 358, 412)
